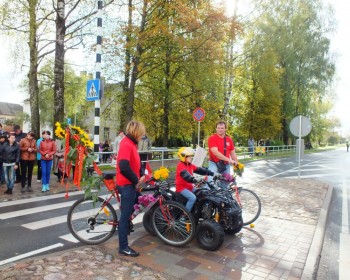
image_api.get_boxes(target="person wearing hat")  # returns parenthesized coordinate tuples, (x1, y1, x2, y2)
(175, 147, 216, 212)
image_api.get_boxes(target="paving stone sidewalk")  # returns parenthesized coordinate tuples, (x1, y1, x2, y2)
(0, 178, 330, 280)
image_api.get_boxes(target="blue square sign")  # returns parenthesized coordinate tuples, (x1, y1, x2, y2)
(86, 79, 100, 101)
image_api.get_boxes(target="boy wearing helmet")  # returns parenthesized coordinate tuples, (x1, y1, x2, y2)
(175, 147, 215, 211)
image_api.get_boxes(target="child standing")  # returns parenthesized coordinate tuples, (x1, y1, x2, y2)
(175, 147, 214, 212)
(39, 131, 56, 192)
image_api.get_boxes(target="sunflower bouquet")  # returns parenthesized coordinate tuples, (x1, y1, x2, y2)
(55, 122, 98, 198)
(153, 166, 169, 181)
(55, 122, 94, 150)
(233, 162, 245, 177)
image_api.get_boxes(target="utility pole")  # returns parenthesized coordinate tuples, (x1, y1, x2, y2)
(94, 0, 103, 155)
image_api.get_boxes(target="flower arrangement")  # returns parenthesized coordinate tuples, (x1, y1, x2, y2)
(153, 166, 169, 181)
(54, 122, 99, 199)
(55, 122, 94, 150)
(233, 162, 245, 177)
(132, 194, 158, 218)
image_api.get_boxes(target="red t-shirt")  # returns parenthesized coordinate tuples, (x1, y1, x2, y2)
(175, 161, 198, 193)
(208, 134, 235, 162)
(116, 137, 141, 186)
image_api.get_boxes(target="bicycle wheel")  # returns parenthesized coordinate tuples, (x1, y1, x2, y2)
(142, 201, 159, 236)
(67, 196, 118, 245)
(152, 201, 196, 247)
(236, 188, 261, 226)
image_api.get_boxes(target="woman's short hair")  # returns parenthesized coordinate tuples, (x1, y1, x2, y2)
(126, 120, 145, 140)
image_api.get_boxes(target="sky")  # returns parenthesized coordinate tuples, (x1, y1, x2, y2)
(0, 0, 349, 135)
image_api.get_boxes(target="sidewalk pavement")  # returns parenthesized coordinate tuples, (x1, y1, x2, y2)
(0, 176, 332, 280)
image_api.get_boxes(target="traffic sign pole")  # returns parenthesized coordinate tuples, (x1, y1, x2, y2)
(193, 108, 205, 147)
(290, 115, 312, 179)
(198, 122, 200, 147)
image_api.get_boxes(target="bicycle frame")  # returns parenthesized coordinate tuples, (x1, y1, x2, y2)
(91, 162, 169, 226)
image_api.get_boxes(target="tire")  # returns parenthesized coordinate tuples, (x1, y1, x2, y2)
(196, 220, 225, 251)
(142, 201, 159, 236)
(224, 215, 243, 234)
(67, 196, 118, 245)
(235, 188, 261, 226)
(152, 201, 196, 247)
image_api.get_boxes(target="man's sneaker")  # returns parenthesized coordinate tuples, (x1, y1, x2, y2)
(21, 188, 25, 193)
(27, 186, 33, 192)
(118, 247, 140, 257)
(37, 180, 41, 182)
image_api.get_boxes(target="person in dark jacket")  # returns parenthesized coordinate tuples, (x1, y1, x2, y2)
(116, 120, 146, 257)
(0, 133, 9, 184)
(0, 134, 20, 194)
(13, 125, 27, 183)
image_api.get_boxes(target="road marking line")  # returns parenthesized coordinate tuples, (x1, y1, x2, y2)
(339, 176, 350, 280)
(0, 201, 75, 219)
(341, 179, 349, 234)
(254, 158, 324, 183)
(60, 213, 144, 243)
(0, 243, 64, 266)
(0, 191, 84, 208)
(22, 203, 120, 230)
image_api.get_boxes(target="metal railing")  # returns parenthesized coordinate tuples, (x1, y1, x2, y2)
(95, 145, 297, 167)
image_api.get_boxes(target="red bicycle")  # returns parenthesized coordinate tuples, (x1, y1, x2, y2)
(67, 163, 196, 246)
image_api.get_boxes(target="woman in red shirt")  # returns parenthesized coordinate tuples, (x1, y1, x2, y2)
(175, 147, 214, 212)
(116, 120, 146, 257)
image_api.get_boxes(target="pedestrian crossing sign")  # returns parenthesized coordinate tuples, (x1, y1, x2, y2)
(86, 79, 100, 101)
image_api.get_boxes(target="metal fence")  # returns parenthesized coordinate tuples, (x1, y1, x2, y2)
(96, 145, 297, 167)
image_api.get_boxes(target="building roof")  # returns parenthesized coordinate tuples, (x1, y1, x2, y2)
(0, 102, 23, 116)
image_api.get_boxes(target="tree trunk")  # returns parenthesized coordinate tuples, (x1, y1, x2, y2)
(124, 0, 147, 126)
(53, 0, 66, 127)
(28, 0, 40, 136)
(162, 48, 171, 148)
(120, 0, 132, 131)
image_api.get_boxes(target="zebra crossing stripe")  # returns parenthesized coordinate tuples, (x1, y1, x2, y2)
(0, 191, 84, 208)
(0, 243, 64, 266)
(0, 201, 75, 220)
(22, 203, 120, 230)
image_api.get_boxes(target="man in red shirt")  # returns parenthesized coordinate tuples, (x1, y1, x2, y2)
(208, 121, 238, 181)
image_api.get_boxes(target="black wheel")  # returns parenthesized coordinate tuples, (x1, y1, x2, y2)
(196, 219, 225, 251)
(235, 188, 261, 226)
(67, 196, 118, 245)
(152, 201, 196, 247)
(142, 201, 159, 236)
(224, 215, 243, 234)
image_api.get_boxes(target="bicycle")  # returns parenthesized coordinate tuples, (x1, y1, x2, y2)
(215, 175, 261, 226)
(67, 163, 196, 246)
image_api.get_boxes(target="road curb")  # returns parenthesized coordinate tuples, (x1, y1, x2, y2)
(301, 184, 334, 280)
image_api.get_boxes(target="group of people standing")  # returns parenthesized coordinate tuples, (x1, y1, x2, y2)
(0, 124, 57, 195)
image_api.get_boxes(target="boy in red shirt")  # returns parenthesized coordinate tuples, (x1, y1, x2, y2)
(175, 147, 214, 211)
